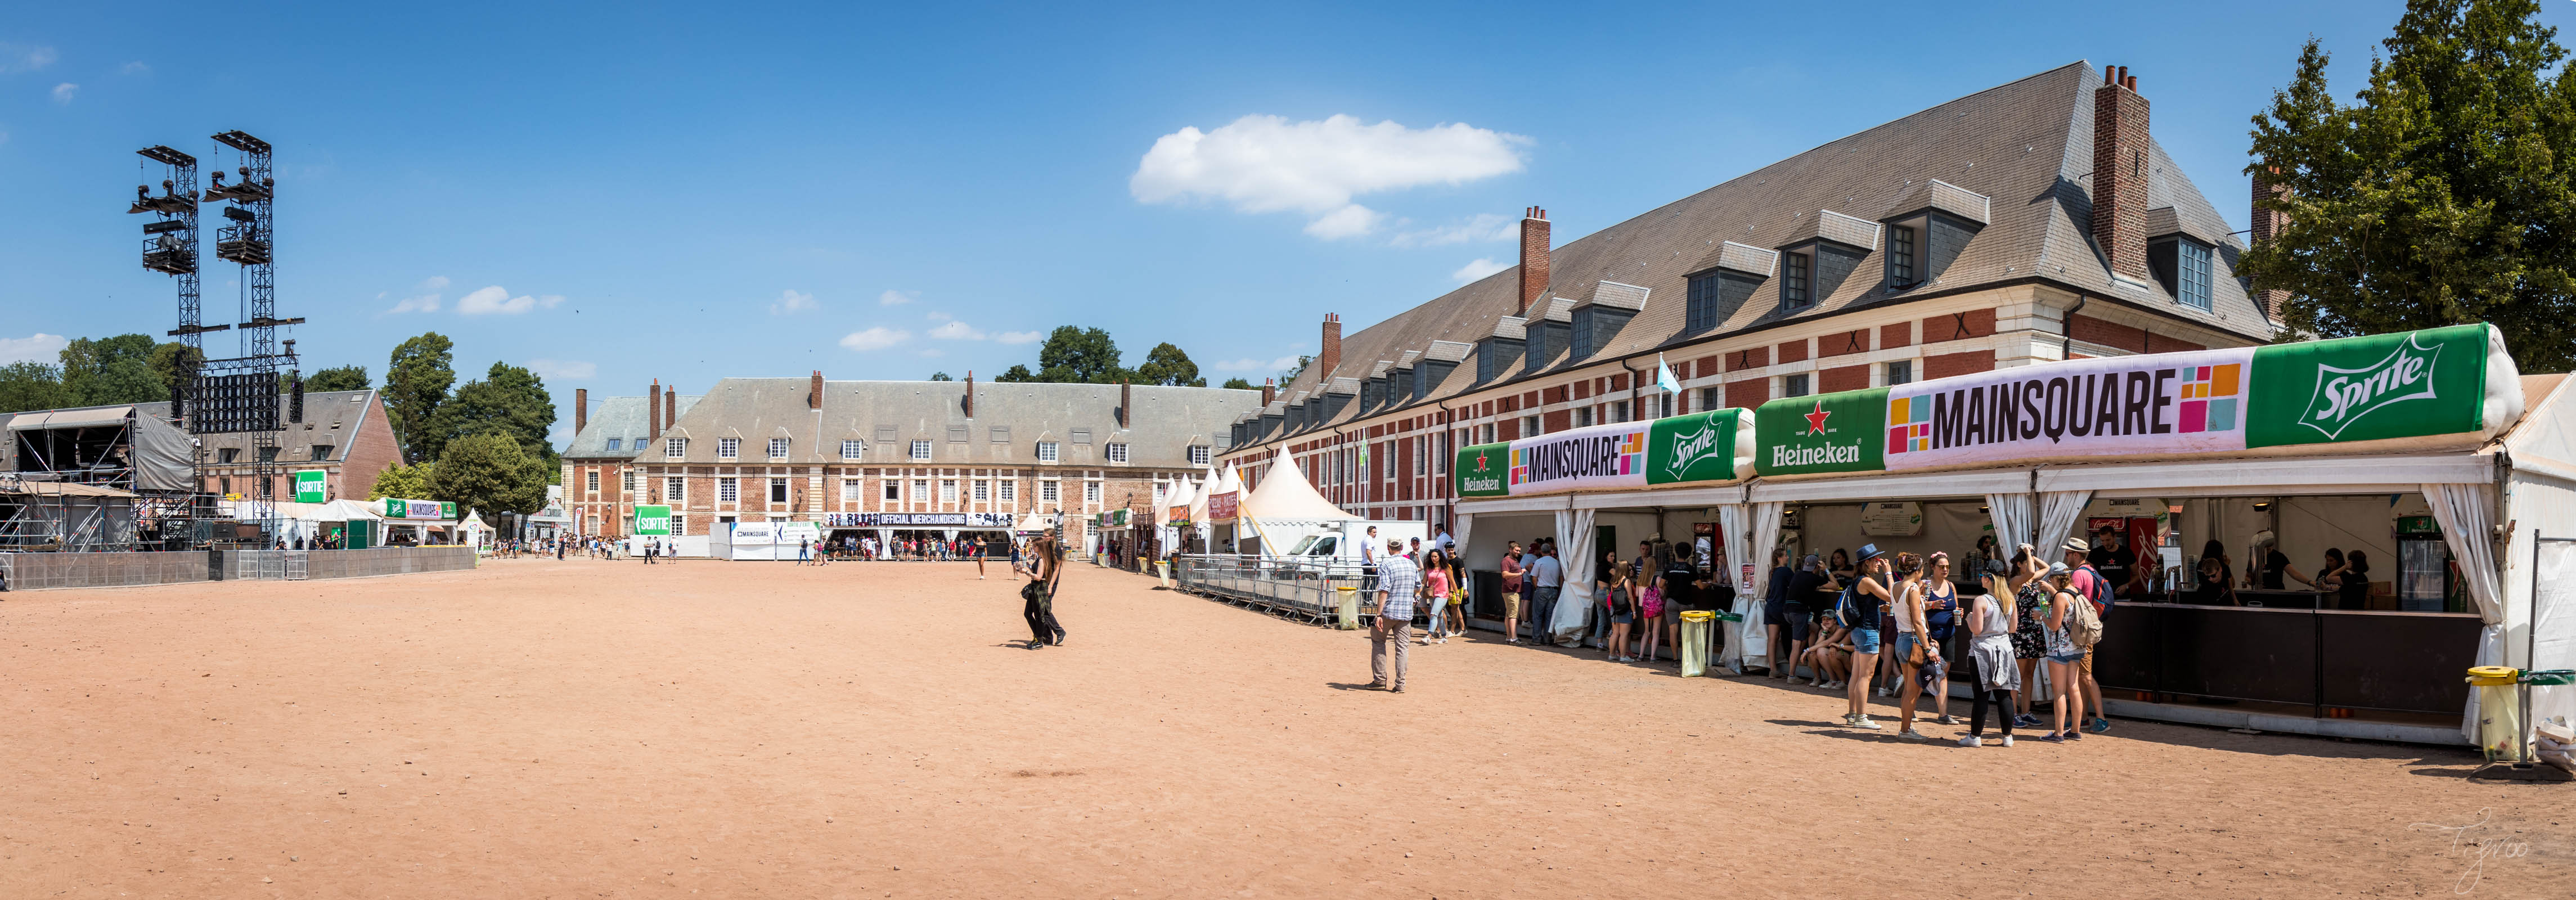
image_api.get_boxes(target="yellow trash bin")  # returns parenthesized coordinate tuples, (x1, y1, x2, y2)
(2469, 666, 2525, 761)
(1156, 561, 1171, 588)
(1679, 611, 1716, 678)
(1337, 586, 1362, 630)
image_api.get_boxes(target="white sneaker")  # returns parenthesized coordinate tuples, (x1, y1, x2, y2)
(1958, 735, 1982, 748)
(1849, 715, 1882, 731)
(1898, 728, 1930, 741)
(1998, 735, 2015, 748)
(1876, 686, 1895, 698)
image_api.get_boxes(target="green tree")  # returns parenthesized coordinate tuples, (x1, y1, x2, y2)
(367, 462, 435, 501)
(385, 332, 456, 463)
(2243, 0, 2576, 370)
(433, 362, 558, 466)
(995, 364, 1036, 382)
(1035, 326, 1128, 383)
(928, 371, 954, 381)
(1276, 354, 1314, 386)
(428, 432, 548, 518)
(148, 343, 203, 400)
(305, 365, 370, 392)
(59, 334, 162, 406)
(1135, 342, 1205, 386)
(0, 361, 70, 413)
(1219, 377, 1256, 390)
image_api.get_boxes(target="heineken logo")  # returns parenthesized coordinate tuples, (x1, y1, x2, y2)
(1771, 442, 1863, 468)
(1664, 421, 1721, 480)
(2300, 333, 2442, 439)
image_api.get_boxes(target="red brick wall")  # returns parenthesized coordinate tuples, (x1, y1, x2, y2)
(2069, 314, 2200, 354)
(1821, 328, 1871, 358)
(1727, 378, 1769, 408)
(1925, 350, 1997, 380)
(1880, 322, 1912, 349)
(1696, 354, 1721, 379)
(1922, 308, 1997, 343)
(1544, 410, 1570, 433)
(1818, 364, 1870, 393)
(1498, 417, 1519, 441)
(1543, 385, 1567, 404)
(2094, 76, 2152, 281)
(1777, 339, 1809, 364)
(1728, 346, 1770, 372)
(339, 393, 402, 502)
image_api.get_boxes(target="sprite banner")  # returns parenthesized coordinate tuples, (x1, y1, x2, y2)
(380, 498, 458, 520)
(293, 470, 327, 503)
(1455, 408, 1754, 498)
(1759, 323, 2520, 476)
(634, 504, 672, 536)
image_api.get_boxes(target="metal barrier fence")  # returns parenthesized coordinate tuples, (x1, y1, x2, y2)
(1171, 554, 1378, 625)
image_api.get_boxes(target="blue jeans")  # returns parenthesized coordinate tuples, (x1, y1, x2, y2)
(1533, 587, 1561, 638)
(1852, 626, 1882, 655)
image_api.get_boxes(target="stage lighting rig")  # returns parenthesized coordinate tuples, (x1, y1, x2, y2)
(129, 146, 205, 348)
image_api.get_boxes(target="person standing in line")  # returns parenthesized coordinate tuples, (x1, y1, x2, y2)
(1419, 548, 1453, 645)
(2040, 561, 2089, 742)
(1891, 552, 1940, 741)
(1596, 552, 1633, 662)
(2062, 537, 2112, 734)
(2009, 544, 2049, 727)
(1920, 552, 1963, 726)
(1842, 544, 1891, 730)
(1368, 538, 1422, 692)
(1022, 529, 1067, 650)
(1360, 525, 1381, 595)
(1530, 542, 1563, 646)
(1637, 556, 1666, 663)
(1499, 541, 1526, 644)
(1763, 547, 1795, 678)
(1959, 572, 2020, 747)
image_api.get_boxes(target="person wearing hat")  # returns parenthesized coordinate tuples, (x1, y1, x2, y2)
(1842, 544, 1896, 730)
(2060, 537, 2112, 734)
(2040, 561, 2091, 742)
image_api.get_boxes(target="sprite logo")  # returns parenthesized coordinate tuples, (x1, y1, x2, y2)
(1664, 421, 1720, 480)
(2298, 332, 2442, 440)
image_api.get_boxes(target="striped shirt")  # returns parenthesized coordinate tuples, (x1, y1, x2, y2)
(1376, 555, 1423, 620)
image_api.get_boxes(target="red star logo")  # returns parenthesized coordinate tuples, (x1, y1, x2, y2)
(1476, 452, 1490, 471)
(1804, 400, 1832, 435)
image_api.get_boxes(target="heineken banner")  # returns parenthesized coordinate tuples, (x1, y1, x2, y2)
(293, 470, 327, 503)
(1455, 408, 1754, 498)
(1759, 323, 2520, 476)
(634, 504, 672, 536)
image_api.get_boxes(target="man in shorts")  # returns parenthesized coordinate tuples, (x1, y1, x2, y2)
(1022, 529, 1066, 650)
(1499, 541, 1526, 645)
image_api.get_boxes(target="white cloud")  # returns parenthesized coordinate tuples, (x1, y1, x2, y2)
(770, 289, 817, 314)
(380, 276, 448, 314)
(839, 327, 910, 351)
(1131, 114, 1527, 239)
(1393, 213, 1517, 248)
(419, 275, 451, 291)
(0, 332, 69, 364)
(878, 289, 918, 307)
(0, 43, 56, 73)
(525, 358, 596, 380)
(50, 83, 76, 105)
(1211, 354, 1305, 373)
(120, 61, 149, 75)
(456, 285, 563, 315)
(929, 320, 985, 340)
(996, 331, 1042, 345)
(1450, 257, 1510, 284)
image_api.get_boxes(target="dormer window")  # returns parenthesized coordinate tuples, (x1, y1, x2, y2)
(1881, 181, 1989, 290)
(606, 438, 622, 451)
(1887, 224, 1916, 283)
(1781, 251, 1811, 310)
(2149, 236, 2214, 312)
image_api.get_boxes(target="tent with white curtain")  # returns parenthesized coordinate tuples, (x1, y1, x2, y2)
(1234, 454, 1363, 557)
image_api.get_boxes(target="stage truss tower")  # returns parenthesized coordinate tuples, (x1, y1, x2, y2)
(192, 130, 303, 537)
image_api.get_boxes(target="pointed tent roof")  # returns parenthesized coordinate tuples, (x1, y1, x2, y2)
(1183, 466, 1216, 524)
(1240, 453, 1360, 523)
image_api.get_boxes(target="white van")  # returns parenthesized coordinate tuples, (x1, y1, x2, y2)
(1276, 520, 1431, 562)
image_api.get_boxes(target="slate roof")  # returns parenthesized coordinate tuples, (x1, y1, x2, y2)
(641, 379, 1264, 468)
(1243, 61, 2272, 443)
(563, 394, 704, 460)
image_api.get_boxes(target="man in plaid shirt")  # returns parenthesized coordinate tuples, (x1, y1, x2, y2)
(1370, 538, 1422, 692)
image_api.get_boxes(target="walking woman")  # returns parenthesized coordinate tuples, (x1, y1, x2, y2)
(1446, 554, 1469, 640)
(2041, 562, 2089, 742)
(1959, 572, 2020, 747)
(1420, 549, 1454, 645)
(2009, 544, 2050, 728)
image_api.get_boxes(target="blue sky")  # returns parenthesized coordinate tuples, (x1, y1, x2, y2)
(0, 1, 2541, 444)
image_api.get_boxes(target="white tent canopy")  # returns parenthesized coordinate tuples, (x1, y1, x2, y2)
(1239, 454, 1357, 523)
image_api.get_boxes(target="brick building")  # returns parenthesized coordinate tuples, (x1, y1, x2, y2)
(560, 373, 1261, 547)
(2, 388, 401, 505)
(557, 381, 702, 537)
(1221, 62, 2280, 524)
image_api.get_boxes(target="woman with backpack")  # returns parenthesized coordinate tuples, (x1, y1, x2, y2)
(1599, 555, 1638, 662)
(1840, 545, 1893, 730)
(2041, 561, 2091, 743)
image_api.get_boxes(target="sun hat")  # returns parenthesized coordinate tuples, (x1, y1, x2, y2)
(1856, 543, 1886, 562)
(2047, 561, 2073, 577)
(2062, 537, 2091, 554)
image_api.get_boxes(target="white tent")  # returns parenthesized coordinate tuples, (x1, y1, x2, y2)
(1233, 454, 1362, 556)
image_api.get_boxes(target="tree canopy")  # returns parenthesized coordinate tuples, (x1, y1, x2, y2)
(367, 462, 435, 501)
(149, 343, 203, 400)
(305, 365, 370, 392)
(1035, 326, 1127, 383)
(928, 371, 954, 381)
(2242, 0, 2576, 370)
(1135, 342, 1205, 386)
(1219, 377, 1257, 390)
(0, 362, 70, 414)
(994, 364, 1036, 382)
(384, 333, 455, 464)
(428, 432, 549, 518)
(432, 362, 558, 466)
(59, 334, 164, 407)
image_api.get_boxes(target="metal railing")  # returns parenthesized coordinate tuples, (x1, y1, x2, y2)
(1171, 554, 1378, 625)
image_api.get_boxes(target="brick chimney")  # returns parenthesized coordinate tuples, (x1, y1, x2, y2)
(1318, 313, 1342, 382)
(648, 379, 661, 442)
(1120, 380, 1132, 428)
(1518, 206, 1550, 316)
(664, 387, 676, 430)
(963, 370, 975, 418)
(808, 370, 823, 410)
(574, 389, 587, 436)
(2251, 163, 2291, 321)
(2092, 66, 2150, 284)
(1261, 377, 1276, 406)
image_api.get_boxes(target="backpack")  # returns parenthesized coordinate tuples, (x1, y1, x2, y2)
(2066, 588, 2105, 648)
(1833, 577, 1868, 629)
(2072, 564, 2115, 613)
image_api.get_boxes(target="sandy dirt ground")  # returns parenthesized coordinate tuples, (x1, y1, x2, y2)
(1, 556, 2568, 898)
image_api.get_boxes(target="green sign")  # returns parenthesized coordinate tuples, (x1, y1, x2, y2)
(294, 470, 327, 503)
(1455, 440, 1510, 498)
(1755, 388, 1888, 476)
(1453, 408, 1752, 498)
(635, 504, 672, 536)
(1647, 408, 1750, 485)
(2245, 323, 2497, 448)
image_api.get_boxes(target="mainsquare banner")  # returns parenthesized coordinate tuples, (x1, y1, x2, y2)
(1454, 408, 1754, 498)
(1757, 323, 2520, 476)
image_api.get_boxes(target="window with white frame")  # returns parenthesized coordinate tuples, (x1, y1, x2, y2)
(883, 480, 901, 501)
(1041, 480, 1059, 503)
(670, 515, 687, 534)
(973, 480, 989, 501)
(1782, 373, 1811, 398)
(768, 438, 789, 458)
(718, 478, 739, 503)
(841, 439, 864, 460)
(622, 470, 636, 491)
(1415, 438, 1427, 475)
(585, 471, 599, 492)
(1577, 406, 1594, 428)
(939, 479, 957, 502)
(1480, 424, 1495, 443)
(1036, 441, 1059, 463)
(1084, 480, 1100, 503)
(842, 478, 863, 501)
(912, 479, 928, 501)
(718, 437, 740, 459)
(1188, 445, 1211, 466)
(666, 476, 686, 502)
(1523, 415, 1541, 436)
(605, 438, 622, 451)
(666, 438, 686, 457)
(769, 478, 788, 503)
(1105, 443, 1128, 464)
(910, 439, 932, 461)
(999, 480, 1015, 502)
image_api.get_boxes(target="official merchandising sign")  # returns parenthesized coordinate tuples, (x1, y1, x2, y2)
(633, 504, 672, 535)
(294, 470, 327, 503)
(1756, 323, 2517, 476)
(1453, 408, 1755, 498)
(380, 498, 457, 520)
(822, 511, 1014, 528)
(1206, 491, 1239, 521)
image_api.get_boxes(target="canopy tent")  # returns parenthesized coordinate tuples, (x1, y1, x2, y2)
(1238, 454, 1357, 522)
(8, 404, 195, 492)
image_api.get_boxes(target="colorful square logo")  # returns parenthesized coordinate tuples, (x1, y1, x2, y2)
(2177, 363, 2244, 434)
(1885, 395, 1933, 454)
